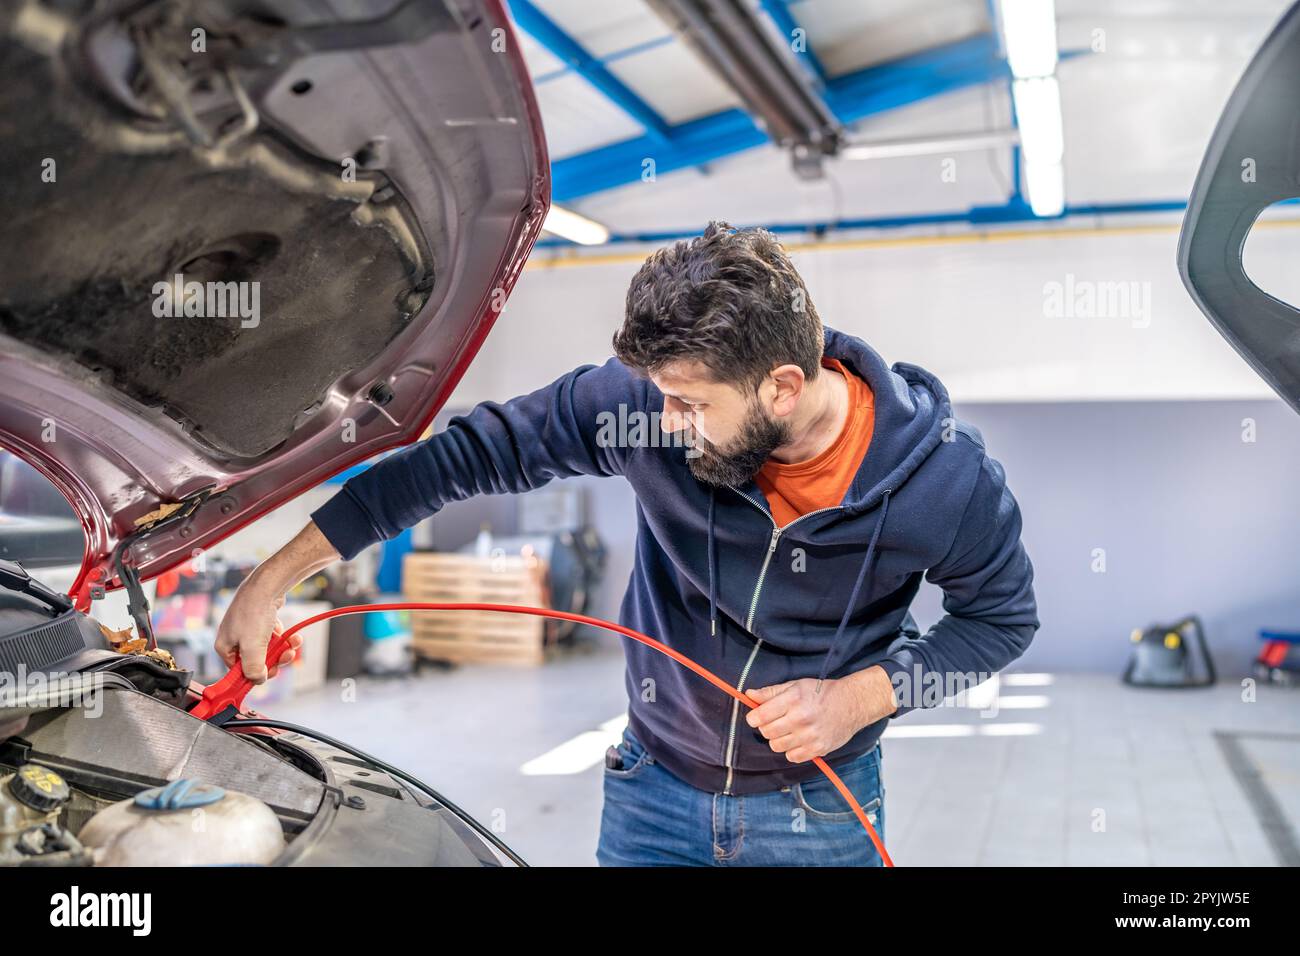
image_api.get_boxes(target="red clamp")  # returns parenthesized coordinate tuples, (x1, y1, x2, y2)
(189, 630, 290, 723)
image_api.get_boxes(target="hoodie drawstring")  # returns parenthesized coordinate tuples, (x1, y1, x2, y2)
(707, 488, 718, 638)
(705, 486, 892, 686)
(817, 488, 892, 689)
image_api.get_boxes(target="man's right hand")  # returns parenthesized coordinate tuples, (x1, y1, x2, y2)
(213, 520, 340, 685)
(215, 582, 300, 684)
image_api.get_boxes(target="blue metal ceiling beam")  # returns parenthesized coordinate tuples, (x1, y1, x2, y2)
(552, 32, 1009, 201)
(758, 0, 828, 85)
(508, 0, 674, 142)
(552, 107, 767, 202)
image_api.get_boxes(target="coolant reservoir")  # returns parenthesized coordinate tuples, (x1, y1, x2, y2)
(0, 764, 70, 862)
(80, 779, 283, 866)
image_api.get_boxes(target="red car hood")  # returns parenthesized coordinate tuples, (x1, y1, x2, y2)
(0, 0, 549, 604)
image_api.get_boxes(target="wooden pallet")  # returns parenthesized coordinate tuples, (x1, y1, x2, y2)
(403, 552, 552, 665)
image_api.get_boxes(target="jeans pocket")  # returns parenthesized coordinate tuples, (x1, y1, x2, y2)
(792, 746, 881, 824)
(604, 728, 654, 780)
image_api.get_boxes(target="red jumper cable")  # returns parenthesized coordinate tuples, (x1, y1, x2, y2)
(189, 601, 894, 867)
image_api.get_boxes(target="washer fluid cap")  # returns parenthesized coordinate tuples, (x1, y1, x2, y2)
(9, 764, 70, 811)
(134, 779, 226, 811)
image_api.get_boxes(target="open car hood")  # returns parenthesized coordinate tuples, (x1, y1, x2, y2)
(0, 0, 549, 603)
(1179, 0, 1300, 414)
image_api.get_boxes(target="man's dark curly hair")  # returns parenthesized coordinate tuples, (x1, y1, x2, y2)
(612, 221, 823, 392)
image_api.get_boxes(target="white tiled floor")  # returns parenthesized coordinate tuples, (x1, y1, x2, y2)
(272, 640, 1298, 867)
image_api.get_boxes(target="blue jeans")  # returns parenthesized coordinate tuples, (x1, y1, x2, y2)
(596, 727, 886, 866)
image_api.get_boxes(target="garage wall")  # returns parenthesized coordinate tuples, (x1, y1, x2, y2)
(434, 222, 1300, 677)
(464, 218, 1300, 404)
(910, 397, 1300, 678)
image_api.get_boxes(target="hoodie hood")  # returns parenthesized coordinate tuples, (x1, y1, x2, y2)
(701, 326, 955, 681)
(826, 326, 955, 512)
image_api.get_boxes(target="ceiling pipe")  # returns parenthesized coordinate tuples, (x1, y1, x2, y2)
(643, 0, 845, 177)
(839, 128, 1021, 161)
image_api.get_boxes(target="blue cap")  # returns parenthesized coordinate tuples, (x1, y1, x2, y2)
(134, 779, 226, 811)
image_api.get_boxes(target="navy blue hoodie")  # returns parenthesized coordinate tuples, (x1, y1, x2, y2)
(312, 327, 1040, 794)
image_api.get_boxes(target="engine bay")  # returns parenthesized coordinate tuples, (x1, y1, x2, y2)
(0, 584, 503, 867)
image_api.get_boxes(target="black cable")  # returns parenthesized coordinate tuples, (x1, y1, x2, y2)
(111, 540, 156, 651)
(106, 488, 214, 653)
(223, 718, 527, 868)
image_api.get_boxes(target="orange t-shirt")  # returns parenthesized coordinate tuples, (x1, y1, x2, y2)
(755, 358, 875, 526)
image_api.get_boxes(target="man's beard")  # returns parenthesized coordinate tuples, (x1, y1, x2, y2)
(686, 401, 792, 488)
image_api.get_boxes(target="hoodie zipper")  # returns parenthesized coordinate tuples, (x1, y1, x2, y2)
(720, 488, 846, 794)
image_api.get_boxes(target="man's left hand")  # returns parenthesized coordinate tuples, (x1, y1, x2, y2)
(745, 665, 897, 764)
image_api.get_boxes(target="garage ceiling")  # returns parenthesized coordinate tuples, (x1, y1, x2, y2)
(504, 0, 1293, 242)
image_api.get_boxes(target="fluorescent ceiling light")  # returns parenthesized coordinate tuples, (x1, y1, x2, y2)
(998, 0, 1059, 78)
(997, 2, 1065, 219)
(543, 204, 610, 245)
(1024, 159, 1065, 217)
(1012, 77, 1064, 164)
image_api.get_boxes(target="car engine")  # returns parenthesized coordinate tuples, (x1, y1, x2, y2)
(0, 583, 507, 867)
